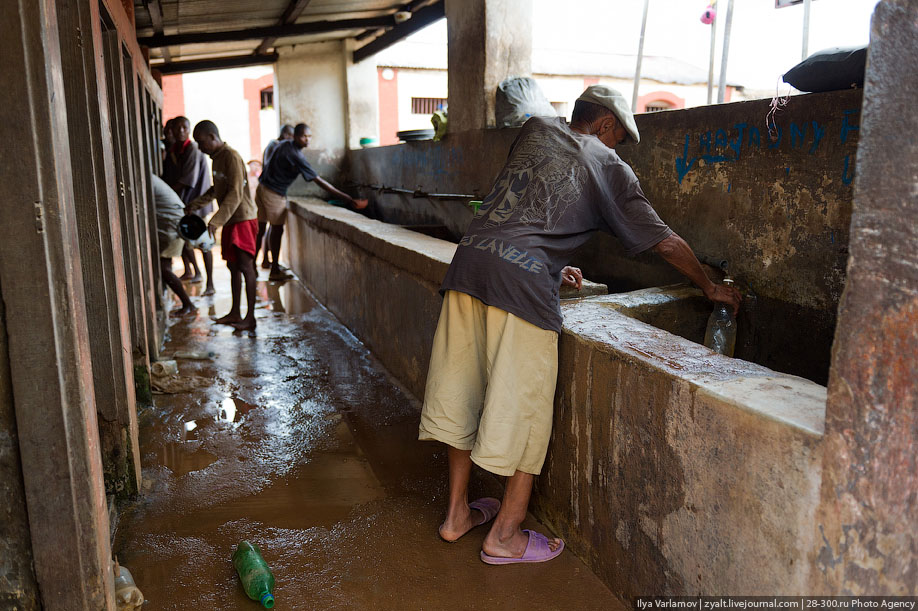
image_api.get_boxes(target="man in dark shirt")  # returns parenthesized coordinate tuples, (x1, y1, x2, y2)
(256, 124, 294, 270)
(262, 124, 293, 167)
(162, 115, 216, 295)
(420, 86, 741, 565)
(255, 122, 367, 282)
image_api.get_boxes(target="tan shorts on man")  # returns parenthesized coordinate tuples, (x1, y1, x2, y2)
(255, 182, 288, 225)
(419, 290, 559, 477)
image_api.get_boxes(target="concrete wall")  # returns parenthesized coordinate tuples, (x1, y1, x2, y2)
(275, 39, 380, 196)
(537, 296, 825, 597)
(344, 38, 379, 151)
(285, 199, 829, 598)
(445, 0, 532, 131)
(276, 41, 349, 195)
(348, 128, 519, 237)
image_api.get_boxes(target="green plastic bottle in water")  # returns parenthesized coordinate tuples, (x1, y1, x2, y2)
(232, 541, 275, 608)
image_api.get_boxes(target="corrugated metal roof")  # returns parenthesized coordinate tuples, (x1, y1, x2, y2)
(136, 0, 439, 67)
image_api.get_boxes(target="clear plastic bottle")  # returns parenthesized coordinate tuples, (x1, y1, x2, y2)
(232, 541, 275, 609)
(113, 561, 144, 611)
(704, 278, 737, 357)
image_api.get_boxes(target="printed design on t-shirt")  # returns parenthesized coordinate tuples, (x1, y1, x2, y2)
(478, 129, 586, 230)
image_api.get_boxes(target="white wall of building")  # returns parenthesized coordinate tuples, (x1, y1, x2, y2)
(395, 68, 448, 132)
(535, 76, 724, 117)
(381, 67, 730, 131)
(532, 75, 588, 119)
(179, 66, 274, 160)
(258, 108, 278, 156)
(276, 41, 347, 157)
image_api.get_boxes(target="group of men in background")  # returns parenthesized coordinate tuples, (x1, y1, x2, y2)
(153, 115, 366, 332)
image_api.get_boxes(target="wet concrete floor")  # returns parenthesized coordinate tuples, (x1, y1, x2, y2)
(114, 255, 622, 610)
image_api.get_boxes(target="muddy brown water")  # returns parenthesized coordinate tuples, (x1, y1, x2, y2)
(114, 260, 621, 610)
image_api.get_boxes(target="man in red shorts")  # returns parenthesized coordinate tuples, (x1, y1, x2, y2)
(188, 120, 259, 332)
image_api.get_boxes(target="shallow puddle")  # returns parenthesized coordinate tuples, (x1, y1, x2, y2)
(217, 396, 259, 424)
(155, 442, 218, 476)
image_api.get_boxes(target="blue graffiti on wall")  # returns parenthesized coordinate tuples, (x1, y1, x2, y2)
(675, 108, 860, 185)
(392, 143, 466, 177)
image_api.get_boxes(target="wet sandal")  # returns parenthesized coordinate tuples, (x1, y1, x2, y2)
(479, 529, 564, 565)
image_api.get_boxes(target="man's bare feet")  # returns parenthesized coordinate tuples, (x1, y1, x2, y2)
(179, 270, 194, 280)
(231, 318, 256, 332)
(213, 313, 242, 325)
(439, 498, 499, 542)
(190, 274, 203, 284)
(439, 509, 483, 542)
(482, 527, 561, 560)
(202, 285, 215, 296)
(260, 259, 272, 269)
(269, 267, 293, 282)
(169, 304, 197, 317)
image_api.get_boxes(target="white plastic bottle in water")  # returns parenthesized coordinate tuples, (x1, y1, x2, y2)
(113, 561, 144, 610)
(704, 278, 737, 357)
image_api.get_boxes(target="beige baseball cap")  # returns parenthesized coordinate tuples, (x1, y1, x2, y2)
(576, 85, 640, 144)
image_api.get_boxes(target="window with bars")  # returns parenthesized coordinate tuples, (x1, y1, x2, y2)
(645, 101, 672, 113)
(411, 97, 447, 115)
(260, 87, 274, 110)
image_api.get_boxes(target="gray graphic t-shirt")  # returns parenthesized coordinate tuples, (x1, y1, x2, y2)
(442, 116, 673, 332)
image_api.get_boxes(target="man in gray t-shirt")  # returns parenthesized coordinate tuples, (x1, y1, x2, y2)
(420, 86, 741, 564)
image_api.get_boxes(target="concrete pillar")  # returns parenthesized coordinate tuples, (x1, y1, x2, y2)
(445, 0, 533, 132)
(0, 0, 115, 607)
(344, 38, 380, 150)
(813, 0, 918, 594)
(276, 41, 348, 192)
(56, 0, 141, 497)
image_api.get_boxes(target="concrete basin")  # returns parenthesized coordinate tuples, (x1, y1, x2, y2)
(574, 284, 833, 386)
(534, 287, 827, 597)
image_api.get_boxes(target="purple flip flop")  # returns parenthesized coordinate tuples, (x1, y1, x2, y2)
(479, 529, 565, 565)
(468, 498, 501, 525)
(438, 497, 501, 543)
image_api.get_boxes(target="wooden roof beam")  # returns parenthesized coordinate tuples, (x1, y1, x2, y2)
(139, 15, 393, 48)
(143, 0, 171, 62)
(155, 53, 279, 75)
(254, 0, 314, 56)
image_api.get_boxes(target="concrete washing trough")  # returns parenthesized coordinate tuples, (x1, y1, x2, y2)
(578, 284, 833, 385)
(539, 288, 826, 597)
(287, 199, 829, 597)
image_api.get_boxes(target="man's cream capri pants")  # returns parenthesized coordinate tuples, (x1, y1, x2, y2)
(418, 290, 559, 476)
